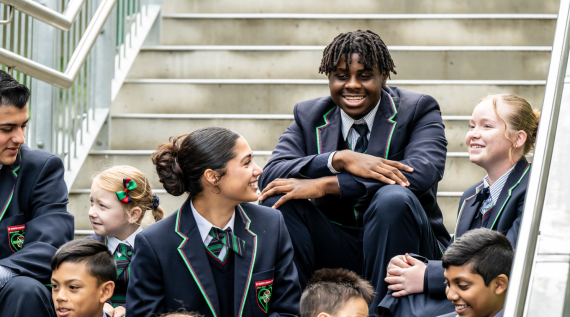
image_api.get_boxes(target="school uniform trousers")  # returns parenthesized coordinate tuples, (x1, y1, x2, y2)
(378, 158, 531, 317)
(126, 198, 301, 317)
(259, 86, 451, 312)
(0, 144, 74, 316)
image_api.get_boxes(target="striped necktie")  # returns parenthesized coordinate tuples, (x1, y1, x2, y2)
(206, 227, 245, 257)
(110, 243, 133, 307)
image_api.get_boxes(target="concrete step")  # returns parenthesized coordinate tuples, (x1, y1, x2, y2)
(114, 79, 545, 115)
(163, 0, 559, 14)
(68, 190, 462, 233)
(160, 15, 555, 46)
(73, 151, 485, 194)
(129, 46, 551, 80)
(108, 114, 471, 152)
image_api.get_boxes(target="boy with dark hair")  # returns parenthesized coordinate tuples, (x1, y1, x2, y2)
(51, 239, 116, 317)
(438, 228, 513, 317)
(0, 70, 74, 316)
(301, 268, 374, 317)
(259, 29, 449, 312)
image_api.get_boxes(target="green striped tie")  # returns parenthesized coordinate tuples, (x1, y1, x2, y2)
(206, 227, 245, 257)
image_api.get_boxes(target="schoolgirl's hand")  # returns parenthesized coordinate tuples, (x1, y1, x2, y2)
(386, 254, 411, 278)
(259, 177, 338, 209)
(103, 303, 114, 316)
(332, 151, 413, 186)
(113, 306, 126, 317)
(384, 254, 426, 297)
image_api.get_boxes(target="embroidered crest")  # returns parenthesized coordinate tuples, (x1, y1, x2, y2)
(255, 279, 274, 313)
(7, 225, 25, 253)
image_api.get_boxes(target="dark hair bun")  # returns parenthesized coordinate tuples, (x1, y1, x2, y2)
(151, 135, 187, 196)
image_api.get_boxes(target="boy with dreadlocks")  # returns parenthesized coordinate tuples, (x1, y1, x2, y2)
(258, 29, 450, 314)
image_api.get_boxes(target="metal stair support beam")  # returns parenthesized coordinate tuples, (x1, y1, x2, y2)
(504, 0, 570, 315)
(1, 0, 85, 30)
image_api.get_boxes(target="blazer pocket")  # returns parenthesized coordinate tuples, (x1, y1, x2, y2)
(249, 268, 275, 316)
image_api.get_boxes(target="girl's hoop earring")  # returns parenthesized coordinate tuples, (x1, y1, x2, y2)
(212, 185, 221, 194)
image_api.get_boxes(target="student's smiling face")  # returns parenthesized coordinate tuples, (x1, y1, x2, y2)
(216, 137, 263, 204)
(444, 265, 507, 317)
(0, 104, 28, 166)
(88, 182, 131, 239)
(52, 261, 114, 317)
(465, 99, 516, 169)
(328, 53, 387, 120)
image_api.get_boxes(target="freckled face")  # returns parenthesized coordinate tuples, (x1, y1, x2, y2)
(465, 100, 514, 170)
(328, 53, 387, 120)
(88, 182, 129, 238)
(217, 137, 264, 204)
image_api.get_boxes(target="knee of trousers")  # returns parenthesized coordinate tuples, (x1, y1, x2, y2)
(1, 276, 50, 298)
(364, 185, 419, 225)
(259, 194, 313, 223)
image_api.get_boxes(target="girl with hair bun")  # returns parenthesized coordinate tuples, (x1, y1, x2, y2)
(126, 127, 301, 317)
(379, 94, 540, 317)
(87, 165, 164, 317)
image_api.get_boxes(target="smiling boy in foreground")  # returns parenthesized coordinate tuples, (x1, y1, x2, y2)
(438, 228, 513, 317)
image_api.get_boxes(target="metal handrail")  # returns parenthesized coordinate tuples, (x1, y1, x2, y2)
(503, 0, 570, 315)
(1, 0, 84, 30)
(0, 0, 116, 88)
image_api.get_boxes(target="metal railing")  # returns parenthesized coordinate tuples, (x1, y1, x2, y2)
(503, 0, 570, 315)
(0, 0, 161, 189)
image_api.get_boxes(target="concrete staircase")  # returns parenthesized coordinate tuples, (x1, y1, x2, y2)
(69, 0, 557, 236)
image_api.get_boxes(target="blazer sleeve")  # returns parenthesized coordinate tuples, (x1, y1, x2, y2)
(348, 95, 447, 198)
(268, 212, 302, 317)
(0, 155, 73, 283)
(259, 104, 336, 190)
(126, 233, 166, 317)
(426, 260, 447, 298)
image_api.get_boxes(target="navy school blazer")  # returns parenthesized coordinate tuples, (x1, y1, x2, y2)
(259, 86, 450, 246)
(424, 158, 531, 297)
(0, 144, 74, 284)
(125, 198, 301, 317)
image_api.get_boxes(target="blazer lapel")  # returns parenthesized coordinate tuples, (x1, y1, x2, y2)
(454, 183, 484, 241)
(0, 150, 21, 222)
(174, 198, 221, 317)
(486, 158, 531, 230)
(367, 88, 400, 159)
(316, 105, 341, 154)
(233, 204, 257, 317)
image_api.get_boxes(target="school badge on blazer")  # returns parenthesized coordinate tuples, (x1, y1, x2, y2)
(7, 225, 25, 252)
(255, 278, 274, 313)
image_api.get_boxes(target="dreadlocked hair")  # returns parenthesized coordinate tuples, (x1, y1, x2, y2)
(319, 30, 396, 78)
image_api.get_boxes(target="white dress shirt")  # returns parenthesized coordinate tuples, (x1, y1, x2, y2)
(107, 225, 142, 255)
(191, 200, 235, 261)
(480, 165, 516, 215)
(328, 97, 381, 174)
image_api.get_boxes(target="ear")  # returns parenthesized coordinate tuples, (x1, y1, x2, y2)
(127, 207, 143, 224)
(514, 130, 528, 149)
(318, 313, 332, 317)
(99, 281, 115, 303)
(381, 72, 388, 88)
(203, 169, 220, 187)
(494, 274, 509, 295)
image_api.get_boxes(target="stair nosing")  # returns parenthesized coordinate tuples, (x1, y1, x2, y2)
(140, 45, 553, 52)
(122, 79, 547, 85)
(162, 13, 557, 20)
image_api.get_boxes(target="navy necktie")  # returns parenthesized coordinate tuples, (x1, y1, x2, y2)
(353, 123, 369, 153)
(472, 187, 491, 206)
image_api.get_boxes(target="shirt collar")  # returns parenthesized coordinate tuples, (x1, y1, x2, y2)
(494, 309, 504, 317)
(107, 225, 142, 254)
(339, 96, 381, 141)
(191, 200, 235, 243)
(483, 165, 516, 205)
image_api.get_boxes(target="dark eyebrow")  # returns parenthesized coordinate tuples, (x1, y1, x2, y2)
(0, 119, 29, 127)
(241, 154, 252, 163)
(333, 67, 349, 72)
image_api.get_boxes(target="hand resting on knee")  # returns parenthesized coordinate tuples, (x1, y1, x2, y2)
(384, 253, 426, 297)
